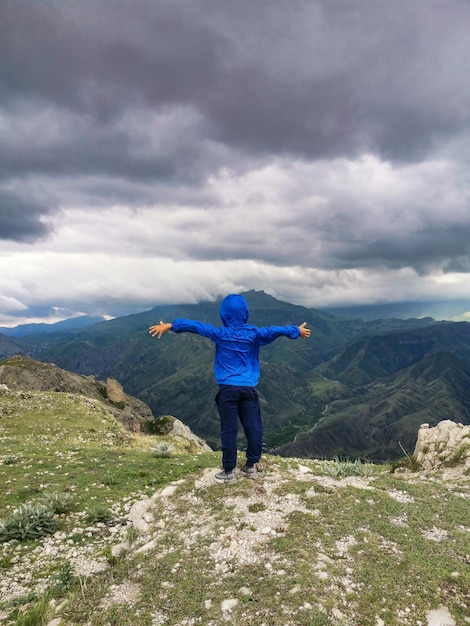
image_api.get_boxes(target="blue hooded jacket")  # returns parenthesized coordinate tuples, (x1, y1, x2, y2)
(171, 294, 300, 386)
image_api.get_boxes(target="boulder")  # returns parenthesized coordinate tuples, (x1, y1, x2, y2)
(147, 415, 212, 452)
(413, 420, 470, 472)
(106, 378, 126, 404)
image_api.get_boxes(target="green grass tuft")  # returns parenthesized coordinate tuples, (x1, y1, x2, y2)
(85, 505, 114, 525)
(323, 456, 378, 478)
(0, 502, 57, 542)
(150, 441, 174, 458)
(41, 491, 74, 515)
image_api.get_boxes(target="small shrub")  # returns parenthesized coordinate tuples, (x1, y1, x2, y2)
(324, 457, 377, 478)
(41, 491, 74, 515)
(50, 561, 77, 595)
(144, 415, 175, 436)
(247, 503, 266, 513)
(125, 526, 139, 545)
(151, 442, 174, 458)
(446, 443, 470, 468)
(97, 386, 108, 399)
(391, 456, 421, 473)
(100, 471, 119, 486)
(85, 505, 114, 525)
(0, 503, 57, 542)
(13, 596, 50, 626)
(2, 455, 20, 466)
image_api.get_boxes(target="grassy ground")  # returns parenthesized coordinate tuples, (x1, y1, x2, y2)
(1, 389, 469, 625)
(0, 391, 215, 513)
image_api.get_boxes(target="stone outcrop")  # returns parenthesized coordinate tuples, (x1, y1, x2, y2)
(0, 355, 211, 451)
(148, 415, 212, 452)
(0, 355, 153, 433)
(106, 377, 126, 404)
(413, 419, 470, 472)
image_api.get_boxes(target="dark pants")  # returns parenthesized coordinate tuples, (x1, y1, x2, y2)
(215, 385, 263, 472)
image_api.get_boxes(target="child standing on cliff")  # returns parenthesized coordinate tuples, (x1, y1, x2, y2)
(149, 294, 311, 483)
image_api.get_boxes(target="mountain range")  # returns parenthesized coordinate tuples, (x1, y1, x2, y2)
(0, 315, 106, 337)
(1, 290, 469, 461)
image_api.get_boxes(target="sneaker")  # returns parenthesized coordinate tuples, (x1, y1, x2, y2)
(240, 464, 258, 478)
(214, 469, 237, 484)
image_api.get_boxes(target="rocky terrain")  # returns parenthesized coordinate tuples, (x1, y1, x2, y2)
(0, 357, 469, 625)
(2, 449, 469, 625)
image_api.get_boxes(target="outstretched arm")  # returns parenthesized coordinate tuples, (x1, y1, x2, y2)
(149, 321, 172, 339)
(258, 321, 311, 345)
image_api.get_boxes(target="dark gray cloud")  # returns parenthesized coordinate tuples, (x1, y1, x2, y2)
(0, 190, 55, 242)
(0, 1, 225, 110)
(333, 225, 470, 273)
(2, 0, 470, 182)
(1, 0, 470, 324)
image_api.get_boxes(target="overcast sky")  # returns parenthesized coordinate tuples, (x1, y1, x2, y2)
(1, 0, 470, 326)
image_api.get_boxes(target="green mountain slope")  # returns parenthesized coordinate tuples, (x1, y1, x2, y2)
(0, 333, 25, 359)
(277, 352, 470, 461)
(317, 321, 470, 386)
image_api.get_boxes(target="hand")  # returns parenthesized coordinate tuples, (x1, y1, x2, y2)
(298, 322, 310, 339)
(149, 321, 172, 339)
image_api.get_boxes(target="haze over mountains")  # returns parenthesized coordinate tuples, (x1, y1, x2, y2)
(1, 290, 469, 462)
(322, 299, 470, 322)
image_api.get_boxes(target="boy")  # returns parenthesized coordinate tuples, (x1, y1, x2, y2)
(149, 293, 310, 483)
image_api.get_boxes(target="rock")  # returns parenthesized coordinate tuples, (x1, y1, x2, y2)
(221, 598, 238, 613)
(135, 538, 158, 554)
(149, 415, 212, 452)
(331, 608, 346, 620)
(414, 420, 470, 472)
(426, 606, 456, 626)
(140, 514, 153, 528)
(105, 378, 125, 404)
(157, 484, 179, 498)
(238, 586, 251, 596)
(128, 498, 154, 533)
(111, 542, 129, 557)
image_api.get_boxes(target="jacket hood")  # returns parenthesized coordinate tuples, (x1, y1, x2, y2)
(219, 294, 249, 327)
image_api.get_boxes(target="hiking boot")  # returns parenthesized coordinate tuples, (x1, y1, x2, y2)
(240, 463, 258, 478)
(214, 469, 237, 484)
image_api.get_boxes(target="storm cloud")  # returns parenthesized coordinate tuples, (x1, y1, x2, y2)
(0, 190, 56, 242)
(1, 0, 470, 325)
